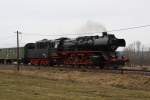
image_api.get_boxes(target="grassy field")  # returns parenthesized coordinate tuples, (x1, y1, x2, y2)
(0, 66, 150, 100)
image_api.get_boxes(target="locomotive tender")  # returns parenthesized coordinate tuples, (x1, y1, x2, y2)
(0, 32, 128, 68)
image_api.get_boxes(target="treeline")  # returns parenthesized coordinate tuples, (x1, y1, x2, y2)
(124, 41, 150, 66)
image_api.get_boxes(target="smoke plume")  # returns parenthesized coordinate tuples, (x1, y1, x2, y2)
(77, 21, 107, 34)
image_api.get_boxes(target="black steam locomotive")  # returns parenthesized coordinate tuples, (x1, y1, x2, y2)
(23, 32, 128, 68)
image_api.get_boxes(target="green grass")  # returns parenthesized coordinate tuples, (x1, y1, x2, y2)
(0, 68, 150, 100)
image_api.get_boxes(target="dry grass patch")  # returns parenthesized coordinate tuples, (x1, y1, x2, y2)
(0, 66, 150, 100)
(0, 68, 150, 91)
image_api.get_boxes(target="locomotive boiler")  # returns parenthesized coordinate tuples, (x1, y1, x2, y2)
(60, 32, 125, 51)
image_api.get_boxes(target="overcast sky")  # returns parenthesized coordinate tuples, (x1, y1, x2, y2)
(0, 0, 150, 49)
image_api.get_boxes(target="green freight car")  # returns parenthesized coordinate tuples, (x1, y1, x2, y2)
(0, 47, 24, 64)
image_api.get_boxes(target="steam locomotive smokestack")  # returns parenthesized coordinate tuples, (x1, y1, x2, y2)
(102, 32, 107, 36)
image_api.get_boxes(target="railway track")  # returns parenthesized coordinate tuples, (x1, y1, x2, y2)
(116, 69, 150, 76)
(0, 64, 150, 76)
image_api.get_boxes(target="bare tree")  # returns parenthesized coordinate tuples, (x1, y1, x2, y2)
(124, 41, 150, 67)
